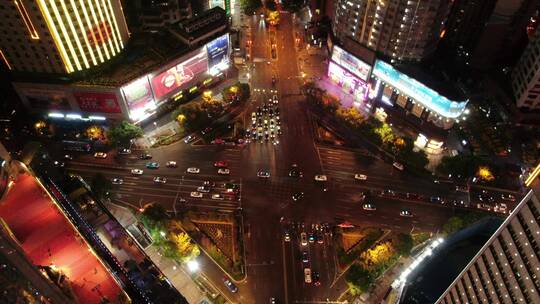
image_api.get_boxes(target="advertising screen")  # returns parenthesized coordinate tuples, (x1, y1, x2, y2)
(74, 92, 121, 113)
(151, 49, 208, 100)
(23, 89, 71, 110)
(372, 60, 468, 118)
(122, 76, 154, 111)
(206, 34, 229, 69)
(331, 46, 371, 81)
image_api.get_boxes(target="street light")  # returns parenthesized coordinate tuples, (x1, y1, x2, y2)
(187, 260, 199, 272)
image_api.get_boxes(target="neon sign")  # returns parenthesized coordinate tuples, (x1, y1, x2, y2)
(372, 60, 468, 118)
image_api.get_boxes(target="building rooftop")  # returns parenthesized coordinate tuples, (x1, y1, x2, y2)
(395, 63, 467, 102)
(168, 7, 227, 42)
(11, 29, 222, 88)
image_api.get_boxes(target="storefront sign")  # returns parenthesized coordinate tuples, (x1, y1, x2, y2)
(74, 92, 121, 113)
(372, 60, 468, 118)
(331, 46, 371, 81)
(151, 49, 208, 100)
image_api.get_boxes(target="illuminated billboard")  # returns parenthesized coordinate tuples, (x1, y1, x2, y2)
(206, 34, 230, 69)
(74, 92, 121, 113)
(372, 60, 468, 118)
(151, 49, 208, 100)
(328, 62, 369, 100)
(208, 0, 231, 14)
(121, 76, 157, 121)
(23, 89, 71, 110)
(331, 46, 371, 81)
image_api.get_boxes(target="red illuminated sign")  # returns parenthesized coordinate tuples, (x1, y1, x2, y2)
(87, 21, 112, 47)
(74, 92, 121, 113)
(151, 50, 208, 100)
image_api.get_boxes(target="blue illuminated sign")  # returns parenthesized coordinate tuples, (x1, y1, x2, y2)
(206, 34, 229, 69)
(372, 60, 468, 118)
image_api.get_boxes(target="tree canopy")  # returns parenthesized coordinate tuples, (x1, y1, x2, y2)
(107, 121, 143, 146)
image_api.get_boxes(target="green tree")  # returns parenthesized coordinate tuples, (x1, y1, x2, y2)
(172, 103, 210, 131)
(171, 232, 200, 262)
(345, 263, 373, 294)
(91, 173, 112, 201)
(107, 121, 143, 146)
(140, 204, 169, 231)
(443, 216, 464, 235)
(374, 123, 395, 145)
(336, 107, 364, 128)
(394, 233, 414, 256)
(436, 154, 483, 179)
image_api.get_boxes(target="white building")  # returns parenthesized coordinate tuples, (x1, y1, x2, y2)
(436, 188, 540, 304)
(332, 0, 451, 62)
(512, 26, 540, 110)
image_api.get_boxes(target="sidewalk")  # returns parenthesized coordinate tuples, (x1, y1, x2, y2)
(106, 203, 211, 304)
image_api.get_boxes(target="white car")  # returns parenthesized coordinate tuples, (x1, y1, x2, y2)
(304, 268, 312, 284)
(153, 177, 167, 184)
(300, 232, 308, 246)
(197, 186, 210, 193)
(211, 194, 225, 200)
(257, 170, 270, 178)
(400, 210, 413, 217)
(494, 203, 508, 214)
(111, 178, 123, 185)
(314, 175, 327, 182)
(362, 203, 376, 211)
(392, 162, 404, 171)
(166, 161, 177, 168)
(190, 191, 203, 198)
(187, 167, 200, 174)
(217, 168, 230, 175)
(354, 174, 368, 181)
(272, 95, 278, 104)
(131, 169, 143, 175)
(94, 152, 107, 159)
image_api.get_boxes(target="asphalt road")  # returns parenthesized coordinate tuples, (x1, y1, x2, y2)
(50, 11, 523, 304)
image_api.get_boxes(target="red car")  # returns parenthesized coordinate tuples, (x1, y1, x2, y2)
(214, 161, 228, 168)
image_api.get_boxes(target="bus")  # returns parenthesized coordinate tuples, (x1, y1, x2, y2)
(62, 140, 92, 152)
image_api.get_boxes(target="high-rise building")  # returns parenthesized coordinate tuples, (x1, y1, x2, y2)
(0, 0, 130, 74)
(332, 0, 451, 62)
(436, 188, 540, 304)
(442, 0, 540, 69)
(512, 25, 540, 110)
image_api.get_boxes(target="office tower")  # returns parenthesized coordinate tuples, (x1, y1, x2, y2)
(436, 189, 540, 303)
(512, 25, 540, 110)
(332, 0, 451, 62)
(0, 0, 130, 74)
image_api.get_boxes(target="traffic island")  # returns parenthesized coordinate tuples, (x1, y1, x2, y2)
(179, 211, 246, 282)
(334, 226, 420, 299)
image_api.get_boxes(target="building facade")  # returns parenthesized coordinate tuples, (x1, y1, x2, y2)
(512, 25, 540, 110)
(0, 0, 130, 74)
(436, 189, 540, 304)
(332, 0, 451, 62)
(12, 32, 232, 123)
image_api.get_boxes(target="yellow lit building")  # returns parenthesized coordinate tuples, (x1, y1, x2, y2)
(0, 0, 130, 74)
